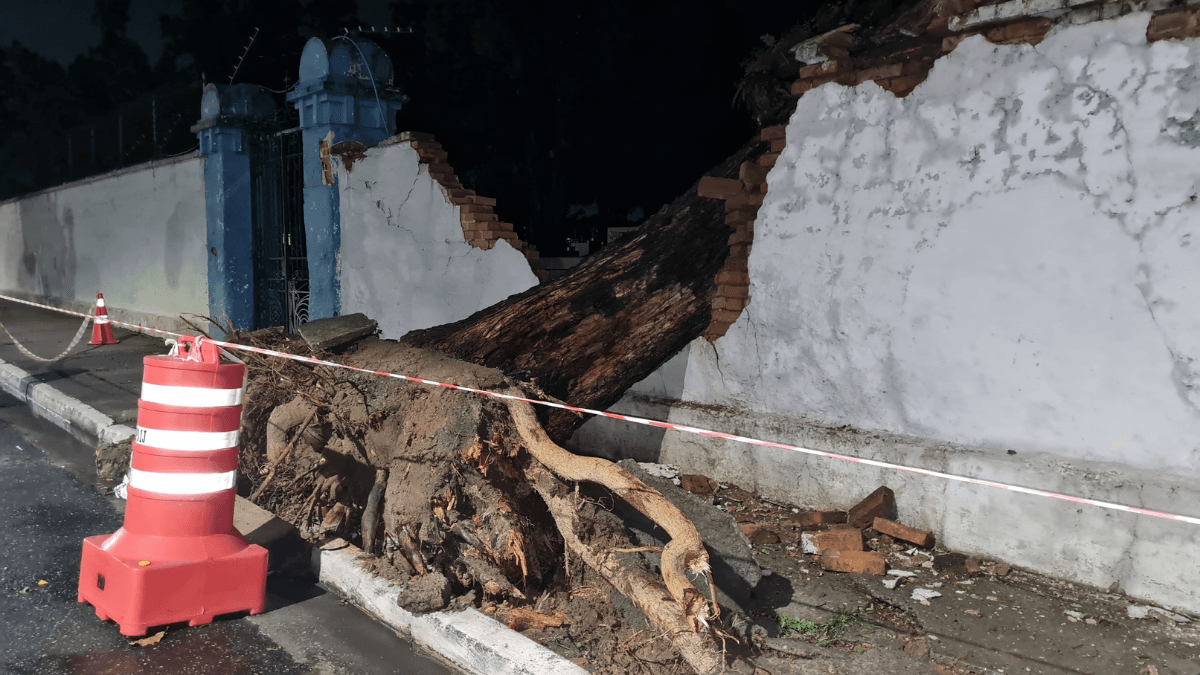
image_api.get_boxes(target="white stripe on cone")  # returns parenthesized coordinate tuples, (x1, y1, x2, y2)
(96, 298, 106, 307)
(135, 427, 239, 451)
(140, 382, 244, 407)
(129, 468, 236, 495)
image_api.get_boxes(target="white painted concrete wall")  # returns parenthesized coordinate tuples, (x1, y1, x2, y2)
(336, 142, 538, 339)
(573, 13, 1200, 613)
(0, 155, 209, 331)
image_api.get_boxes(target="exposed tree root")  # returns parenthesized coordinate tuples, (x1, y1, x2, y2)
(525, 461, 723, 675)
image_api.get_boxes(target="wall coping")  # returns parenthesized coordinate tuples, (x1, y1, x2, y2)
(0, 151, 203, 208)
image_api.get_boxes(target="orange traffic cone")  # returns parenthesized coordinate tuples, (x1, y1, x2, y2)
(88, 293, 119, 345)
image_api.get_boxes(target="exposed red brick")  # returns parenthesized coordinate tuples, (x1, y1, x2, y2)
(720, 192, 748, 207)
(728, 243, 751, 258)
(820, 550, 886, 575)
(859, 62, 904, 83)
(790, 510, 847, 527)
(848, 486, 896, 528)
(726, 210, 756, 225)
(757, 153, 780, 168)
(729, 230, 754, 246)
(769, 138, 786, 153)
(716, 270, 751, 286)
(1148, 8, 1200, 42)
(711, 308, 742, 324)
(460, 204, 494, 214)
(739, 160, 770, 189)
(798, 60, 841, 79)
(462, 213, 499, 223)
(714, 296, 748, 311)
(723, 256, 748, 273)
(698, 176, 745, 199)
(879, 75, 926, 97)
(466, 195, 498, 206)
(872, 517, 935, 548)
(812, 528, 864, 554)
(984, 17, 1053, 46)
(719, 284, 750, 299)
(759, 125, 787, 141)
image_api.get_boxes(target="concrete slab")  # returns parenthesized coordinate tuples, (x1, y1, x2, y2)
(299, 313, 378, 351)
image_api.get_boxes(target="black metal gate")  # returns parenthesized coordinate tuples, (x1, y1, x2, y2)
(249, 128, 308, 334)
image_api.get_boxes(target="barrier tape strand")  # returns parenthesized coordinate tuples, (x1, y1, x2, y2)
(2, 293, 1197, 527)
(0, 298, 97, 362)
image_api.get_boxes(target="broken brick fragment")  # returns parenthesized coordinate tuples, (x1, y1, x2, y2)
(697, 176, 744, 200)
(790, 510, 847, 527)
(680, 474, 719, 496)
(848, 486, 896, 528)
(872, 517, 934, 548)
(820, 550, 886, 575)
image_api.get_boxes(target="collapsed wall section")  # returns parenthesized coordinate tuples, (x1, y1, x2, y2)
(335, 133, 539, 340)
(574, 8, 1200, 613)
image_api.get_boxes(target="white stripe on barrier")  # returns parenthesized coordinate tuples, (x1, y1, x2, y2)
(140, 382, 243, 407)
(96, 317, 109, 324)
(135, 426, 239, 451)
(129, 468, 236, 495)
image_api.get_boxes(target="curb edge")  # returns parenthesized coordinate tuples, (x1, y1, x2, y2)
(315, 540, 588, 675)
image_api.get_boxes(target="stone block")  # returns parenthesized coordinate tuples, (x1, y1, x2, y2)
(299, 313, 378, 351)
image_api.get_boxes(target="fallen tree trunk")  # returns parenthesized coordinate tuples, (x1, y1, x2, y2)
(243, 136, 767, 674)
(405, 137, 765, 442)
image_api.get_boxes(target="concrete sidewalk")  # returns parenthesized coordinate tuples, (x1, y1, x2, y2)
(0, 298, 581, 675)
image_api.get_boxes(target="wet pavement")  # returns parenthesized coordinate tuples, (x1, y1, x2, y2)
(0, 389, 455, 674)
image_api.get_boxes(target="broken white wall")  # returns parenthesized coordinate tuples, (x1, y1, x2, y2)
(573, 13, 1200, 613)
(336, 142, 538, 339)
(0, 154, 209, 331)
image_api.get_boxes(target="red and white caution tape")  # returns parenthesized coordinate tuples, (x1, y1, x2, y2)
(2, 292, 1198, 527)
(0, 297, 97, 362)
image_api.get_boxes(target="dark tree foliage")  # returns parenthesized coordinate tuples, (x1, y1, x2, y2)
(1, 0, 833, 242)
(379, 0, 820, 254)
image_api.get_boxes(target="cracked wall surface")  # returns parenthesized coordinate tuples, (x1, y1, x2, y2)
(697, 12, 1200, 476)
(572, 11, 1200, 613)
(335, 141, 538, 340)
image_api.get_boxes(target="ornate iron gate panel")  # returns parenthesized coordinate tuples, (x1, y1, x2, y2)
(250, 128, 308, 334)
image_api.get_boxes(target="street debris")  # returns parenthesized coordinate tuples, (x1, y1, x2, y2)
(508, 608, 566, 631)
(911, 588, 942, 603)
(129, 631, 166, 647)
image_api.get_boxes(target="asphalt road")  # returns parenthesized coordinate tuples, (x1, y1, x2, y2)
(0, 389, 455, 675)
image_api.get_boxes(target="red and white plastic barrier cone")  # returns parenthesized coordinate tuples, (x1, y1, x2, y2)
(77, 336, 267, 636)
(87, 293, 119, 345)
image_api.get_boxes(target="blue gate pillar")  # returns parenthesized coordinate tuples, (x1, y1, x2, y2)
(192, 83, 277, 333)
(287, 37, 405, 321)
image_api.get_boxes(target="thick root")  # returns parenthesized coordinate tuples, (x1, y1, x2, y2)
(526, 462, 723, 675)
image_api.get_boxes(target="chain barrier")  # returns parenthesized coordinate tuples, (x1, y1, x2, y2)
(0, 298, 97, 362)
(1, 292, 1198, 527)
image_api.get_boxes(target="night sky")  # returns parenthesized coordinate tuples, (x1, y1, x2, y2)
(1, 0, 835, 253)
